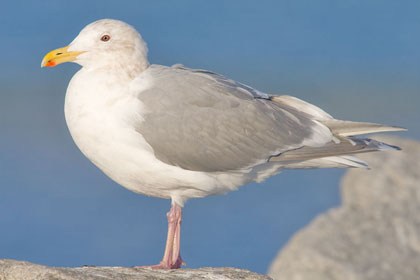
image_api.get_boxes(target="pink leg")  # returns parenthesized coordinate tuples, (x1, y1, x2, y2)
(135, 202, 184, 269)
(171, 205, 184, 268)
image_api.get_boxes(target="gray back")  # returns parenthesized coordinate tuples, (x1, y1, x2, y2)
(135, 65, 320, 172)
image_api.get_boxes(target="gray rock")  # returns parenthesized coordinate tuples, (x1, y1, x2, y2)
(268, 136, 420, 280)
(0, 259, 272, 280)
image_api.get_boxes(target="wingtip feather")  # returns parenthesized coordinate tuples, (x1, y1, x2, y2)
(321, 120, 407, 137)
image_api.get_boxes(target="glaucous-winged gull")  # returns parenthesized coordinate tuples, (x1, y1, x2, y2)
(41, 19, 404, 269)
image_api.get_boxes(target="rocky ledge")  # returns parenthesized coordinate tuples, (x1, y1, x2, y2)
(0, 259, 272, 280)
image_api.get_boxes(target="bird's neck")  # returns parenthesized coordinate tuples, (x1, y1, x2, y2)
(82, 59, 150, 81)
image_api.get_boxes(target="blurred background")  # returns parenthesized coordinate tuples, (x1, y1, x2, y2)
(0, 0, 418, 274)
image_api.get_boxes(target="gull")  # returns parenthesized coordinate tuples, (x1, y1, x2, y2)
(41, 19, 404, 269)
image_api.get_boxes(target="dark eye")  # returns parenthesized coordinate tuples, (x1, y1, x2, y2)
(101, 35, 111, 42)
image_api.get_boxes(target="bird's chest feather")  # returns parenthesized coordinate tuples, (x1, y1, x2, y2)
(61, 69, 240, 202)
(64, 70, 150, 176)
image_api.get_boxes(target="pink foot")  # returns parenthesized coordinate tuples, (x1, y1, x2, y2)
(134, 257, 185, 269)
(134, 202, 185, 270)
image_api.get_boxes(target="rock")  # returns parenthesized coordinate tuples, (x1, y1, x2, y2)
(0, 259, 272, 280)
(268, 136, 420, 280)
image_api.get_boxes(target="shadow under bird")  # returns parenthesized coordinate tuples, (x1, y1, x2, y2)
(41, 19, 405, 269)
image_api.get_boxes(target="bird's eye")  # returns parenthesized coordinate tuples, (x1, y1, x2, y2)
(101, 35, 111, 42)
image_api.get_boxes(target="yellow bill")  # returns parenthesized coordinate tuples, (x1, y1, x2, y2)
(41, 46, 84, 67)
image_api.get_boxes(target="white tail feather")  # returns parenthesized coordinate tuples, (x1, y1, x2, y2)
(321, 120, 406, 136)
(269, 94, 404, 169)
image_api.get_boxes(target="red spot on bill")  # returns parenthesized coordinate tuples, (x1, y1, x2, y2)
(46, 61, 56, 67)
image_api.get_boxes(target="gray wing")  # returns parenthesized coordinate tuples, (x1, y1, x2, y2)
(135, 65, 331, 172)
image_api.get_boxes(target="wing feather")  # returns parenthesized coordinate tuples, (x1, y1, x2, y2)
(135, 65, 402, 172)
(135, 65, 331, 172)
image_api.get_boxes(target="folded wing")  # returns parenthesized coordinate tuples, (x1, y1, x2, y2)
(135, 66, 404, 172)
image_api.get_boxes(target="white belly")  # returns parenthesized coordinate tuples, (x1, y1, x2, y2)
(63, 69, 249, 206)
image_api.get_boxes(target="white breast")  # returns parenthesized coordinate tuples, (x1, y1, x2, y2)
(63, 68, 246, 206)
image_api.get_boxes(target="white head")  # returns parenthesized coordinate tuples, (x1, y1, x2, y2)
(41, 19, 149, 77)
